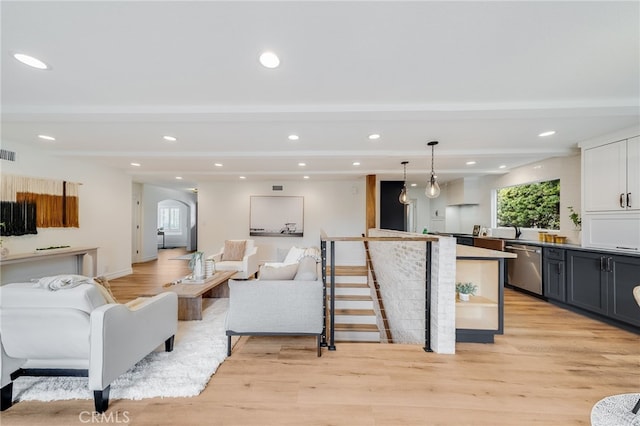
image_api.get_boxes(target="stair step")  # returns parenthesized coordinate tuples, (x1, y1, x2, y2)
(333, 295, 371, 301)
(335, 323, 379, 331)
(334, 330, 381, 343)
(326, 276, 368, 284)
(329, 265, 368, 276)
(328, 286, 371, 296)
(335, 314, 377, 325)
(334, 299, 374, 310)
(334, 308, 375, 316)
(335, 283, 369, 288)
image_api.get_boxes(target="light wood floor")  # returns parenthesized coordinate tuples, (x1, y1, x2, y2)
(2, 248, 638, 425)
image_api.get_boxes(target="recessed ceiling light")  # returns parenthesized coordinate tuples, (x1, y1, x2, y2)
(288, 134, 299, 141)
(298, 162, 306, 167)
(303, 176, 310, 180)
(352, 162, 361, 166)
(410, 183, 417, 187)
(175, 176, 183, 180)
(368, 134, 381, 140)
(533, 165, 543, 170)
(38, 134, 55, 141)
(163, 135, 177, 142)
(130, 162, 141, 167)
(14, 53, 49, 70)
(538, 130, 556, 137)
(499, 165, 507, 169)
(259, 51, 280, 68)
(214, 163, 223, 167)
(466, 161, 476, 165)
(239, 176, 246, 180)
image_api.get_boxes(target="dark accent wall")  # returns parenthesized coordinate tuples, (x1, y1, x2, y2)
(380, 181, 406, 231)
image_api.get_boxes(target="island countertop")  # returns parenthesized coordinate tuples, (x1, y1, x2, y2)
(455, 244, 516, 259)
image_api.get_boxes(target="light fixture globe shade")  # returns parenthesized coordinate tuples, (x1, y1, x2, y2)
(399, 185, 409, 204)
(425, 175, 441, 198)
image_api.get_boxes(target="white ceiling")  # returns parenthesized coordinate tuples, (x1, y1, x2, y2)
(2, 1, 639, 190)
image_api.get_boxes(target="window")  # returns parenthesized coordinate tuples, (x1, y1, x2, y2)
(496, 179, 560, 230)
(158, 207, 181, 232)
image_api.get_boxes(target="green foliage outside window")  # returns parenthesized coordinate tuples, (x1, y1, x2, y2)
(497, 179, 560, 229)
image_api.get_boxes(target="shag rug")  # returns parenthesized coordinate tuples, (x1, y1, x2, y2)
(13, 298, 230, 402)
(591, 393, 640, 426)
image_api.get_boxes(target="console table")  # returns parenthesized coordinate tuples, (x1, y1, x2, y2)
(0, 247, 98, 285)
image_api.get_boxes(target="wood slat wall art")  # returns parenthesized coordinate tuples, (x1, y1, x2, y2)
(0, 175, 80, 235)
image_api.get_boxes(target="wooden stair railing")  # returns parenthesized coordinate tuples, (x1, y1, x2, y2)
(362, 234, 393, 343)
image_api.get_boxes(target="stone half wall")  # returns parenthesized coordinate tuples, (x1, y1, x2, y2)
(368, 229, 456, 354)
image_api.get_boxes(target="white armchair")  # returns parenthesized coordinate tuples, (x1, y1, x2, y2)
(0, 281, 178, 413)
(208, 239, 259, 279)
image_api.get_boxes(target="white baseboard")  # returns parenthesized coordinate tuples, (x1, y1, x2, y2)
(100, 267, 133, 280)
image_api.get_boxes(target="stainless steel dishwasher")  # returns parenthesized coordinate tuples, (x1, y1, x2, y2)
(505, 243, 543, 295)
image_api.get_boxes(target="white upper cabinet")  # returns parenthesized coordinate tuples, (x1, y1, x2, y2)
(584, 137, 639, 212)
(627, 136, 639, 209)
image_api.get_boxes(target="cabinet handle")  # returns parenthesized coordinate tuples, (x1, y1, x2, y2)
(620, 193, 625, 208)
(557, 263, 561, 274)
(600, 256, 605, 271)
(606, 257, 612, 272)
(627, 192, 631, 208)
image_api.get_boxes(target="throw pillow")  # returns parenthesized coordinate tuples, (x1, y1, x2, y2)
(223, 240, 246, 261)
(258, 263, 299, 280)
(283, 246, 306, 264)
(294, 255, 318, 281)
(94, 276, 118, 304)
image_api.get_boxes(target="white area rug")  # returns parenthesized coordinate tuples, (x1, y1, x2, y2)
(591, 393, 640, 426)
(13, 298, 229, 402)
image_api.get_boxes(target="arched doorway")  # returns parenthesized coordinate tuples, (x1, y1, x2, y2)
(157, 199, 193, 250)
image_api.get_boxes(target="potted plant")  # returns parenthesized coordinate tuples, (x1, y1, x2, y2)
(456, 282, 477, 302)
(567, 206, 581, 230)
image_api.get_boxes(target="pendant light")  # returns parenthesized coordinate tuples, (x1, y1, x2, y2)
(399, 161, 410, 204)
(425, 141, 440, 199)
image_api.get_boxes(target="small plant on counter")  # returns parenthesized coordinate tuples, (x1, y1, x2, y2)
(456, 282, 478, 295)
(456, 282, 477, 301)
(567, 206, 582, 230)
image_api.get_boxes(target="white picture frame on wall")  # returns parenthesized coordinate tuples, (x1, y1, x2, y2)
(249, 196, 304, 237)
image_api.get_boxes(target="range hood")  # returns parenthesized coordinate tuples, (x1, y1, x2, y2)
(447, 177, 480, 206)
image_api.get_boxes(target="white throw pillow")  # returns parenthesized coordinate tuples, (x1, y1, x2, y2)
(283, 246, 306, 264)
(258, 263, 299, 280)
(294, 256, 318, 281)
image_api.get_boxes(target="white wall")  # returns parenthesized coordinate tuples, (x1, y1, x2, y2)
(0, 140, 133, 278)
(198, 179, 366, 265)
(140, 184, 197, 262)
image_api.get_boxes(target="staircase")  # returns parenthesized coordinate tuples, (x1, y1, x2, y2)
(328, 266, 381, 343)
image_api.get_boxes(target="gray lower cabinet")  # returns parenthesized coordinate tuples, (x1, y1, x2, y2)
(543, 248, 566, 302)
(566, 250, 640, 328)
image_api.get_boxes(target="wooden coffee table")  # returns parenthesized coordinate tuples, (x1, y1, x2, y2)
(144, 270, 236, 321)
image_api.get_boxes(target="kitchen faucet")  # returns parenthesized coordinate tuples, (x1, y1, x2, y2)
(513, 225, 522, 239)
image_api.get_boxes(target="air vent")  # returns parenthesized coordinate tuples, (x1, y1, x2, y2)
(272, 185, 283, 191)
(0, 149, 16, 162)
